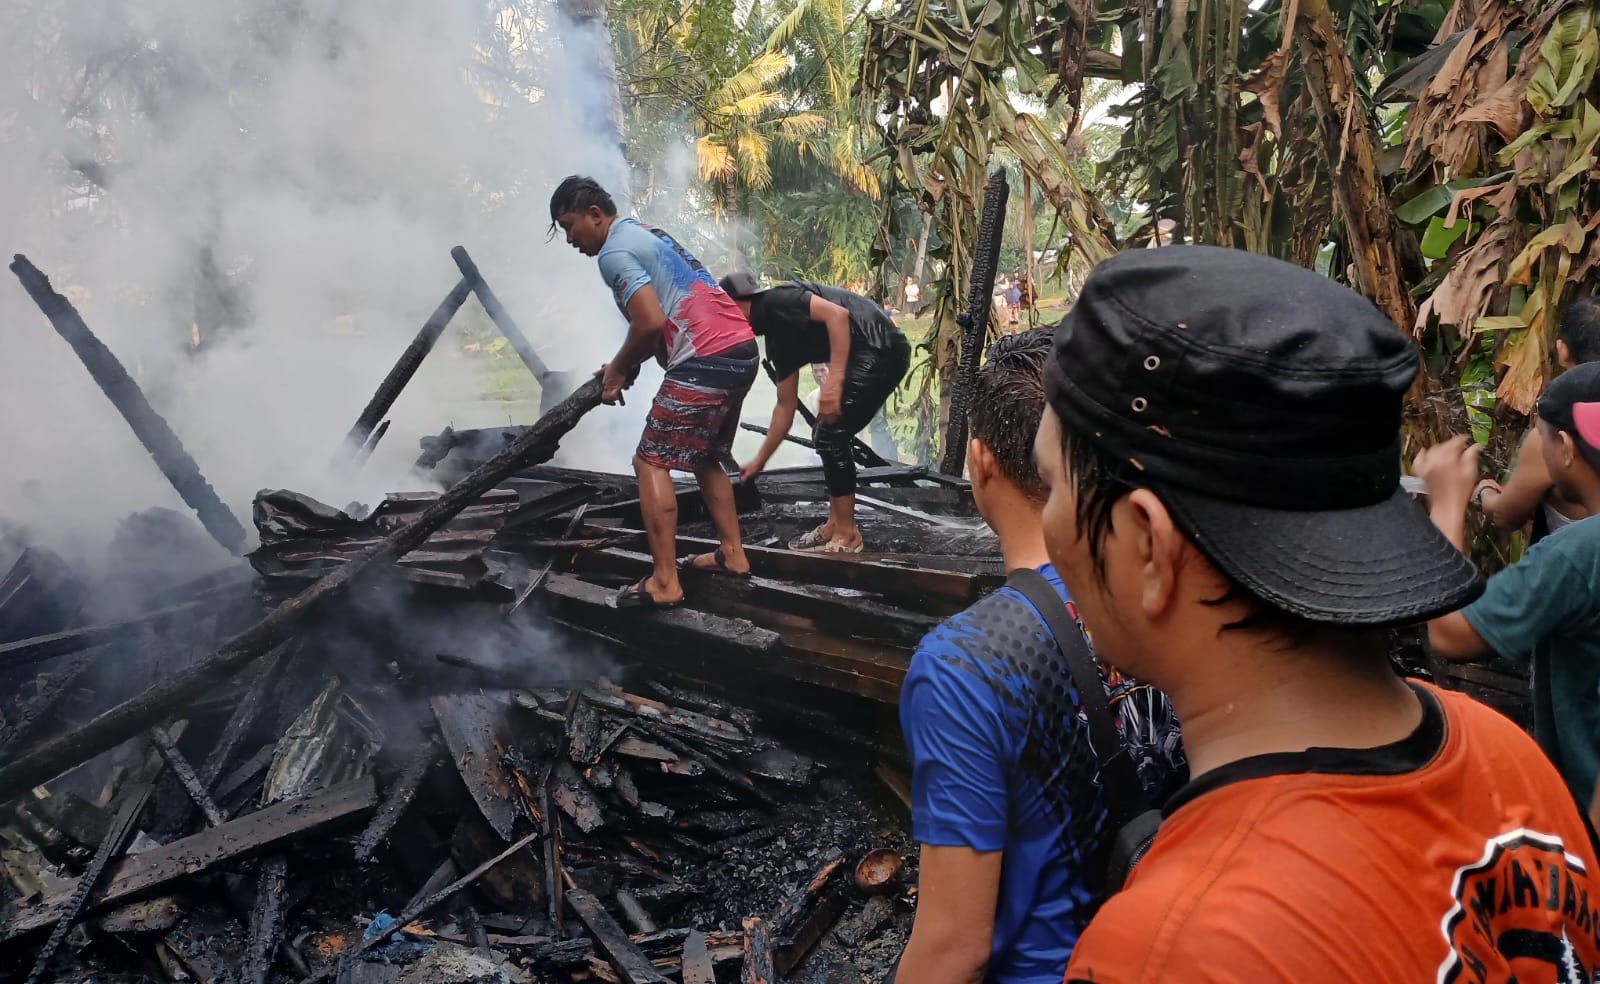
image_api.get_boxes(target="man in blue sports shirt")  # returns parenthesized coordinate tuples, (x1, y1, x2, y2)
(895, 327, 1186, 984)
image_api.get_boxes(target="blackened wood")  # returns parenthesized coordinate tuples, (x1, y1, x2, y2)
(542, 574, 780, 661)
(770, 855, 845, 935)
(339, 276, 473, 455)
(2, 776, 376, 939)
(566, 698, 603, 765)
(770, 854, 850, 975)
(506, 502, 589, 615)
(940, 169, 1009, 475)
(503, 482, 598, 531)
(242, 854, 288, 984)
(0, 601, 204, 668)
(614, 890, 657, 934)
(354, 734, 440, 861)
(11, 254, 247, 554)
(314, 830, 543, 983)
(0, 377, 602, 805)
(584, 680, 756, 752)
(681, 930, 715, 984)
(0, 645, 102, 756)
(634, 722, 774, 808)
(351, 419, 390, 469)
(566, 888, 670, 984)
(451, 246, 551, 380)
(432, 693, 524, 840)
(551, 759, 605, 833)
(741, 916, 778, 984)
(150, 725, 225, 826)
(23, 752, 163, 983)
(198, 642, 291, 790)
(0, 546, 85, 643)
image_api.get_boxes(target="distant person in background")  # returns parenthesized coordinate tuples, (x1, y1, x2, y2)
(550, 175, 757, 605)
(1474, 297, 1600, 541)
(720, 273, 911, 553)
(904, 277, 922, 315)
(1005, 279, 1022, 326)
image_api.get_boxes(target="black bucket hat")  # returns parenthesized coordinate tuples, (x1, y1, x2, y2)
(719, 271, 766, 299)
(1044, 245, 1483, 626)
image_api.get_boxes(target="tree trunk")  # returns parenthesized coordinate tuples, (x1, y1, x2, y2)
(558, 0, 628, 170)
(1295, 0, 1465, 444)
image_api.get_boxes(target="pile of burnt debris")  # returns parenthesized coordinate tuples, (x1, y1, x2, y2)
(0, 491, 936, 984)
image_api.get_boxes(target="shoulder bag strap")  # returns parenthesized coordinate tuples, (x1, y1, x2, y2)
(1006, 569, 1153, 828)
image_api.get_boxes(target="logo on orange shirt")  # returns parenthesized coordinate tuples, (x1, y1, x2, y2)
(1438, 829, 1600, 983)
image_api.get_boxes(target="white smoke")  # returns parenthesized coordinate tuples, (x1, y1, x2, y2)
(0, 0, 648, 567)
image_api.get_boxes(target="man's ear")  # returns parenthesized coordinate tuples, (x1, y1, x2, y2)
(1558, 338, 1574, 370)
(1557, 430, 1580, 469)
(967, 438, 995, 490)
(1122, 489, 1184, 619)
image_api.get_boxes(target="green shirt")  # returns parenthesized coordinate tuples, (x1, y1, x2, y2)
(1463, 515, 1600, 807)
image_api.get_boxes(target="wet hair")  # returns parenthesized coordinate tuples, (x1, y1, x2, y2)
(969, 327, 1053, 500)
(548, 175, 617, 232)
(1561, 297, 1600, 365)
(1053, 421, 1316, 639)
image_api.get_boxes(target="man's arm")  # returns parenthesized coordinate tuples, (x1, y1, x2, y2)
(809, 294, 851, 423)
(741, 371, 799, 483)
(597, 285, 669, 403)
(1480, 428, 1554, 531)
(894, 846, 1001, 984)
(1412, 436, 1496, 661)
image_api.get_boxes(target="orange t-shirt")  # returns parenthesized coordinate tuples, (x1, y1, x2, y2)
(1066, 683, 1600, 983)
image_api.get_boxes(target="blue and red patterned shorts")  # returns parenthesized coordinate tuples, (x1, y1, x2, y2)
(636, 341, 759, 472)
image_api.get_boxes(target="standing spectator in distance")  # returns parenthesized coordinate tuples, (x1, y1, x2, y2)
(1474, 297, 1600, 539)
(903, 276, 922, 315)
(895, 327, 1184, 984)
(1040, 245, 1600, 982)
(549, 175, 756, 604)
(1005, 278, 1022, 327)
(993, 275, 1012, 327)
(1417, 361, 1600, 821)
(720, 273, 910, 553)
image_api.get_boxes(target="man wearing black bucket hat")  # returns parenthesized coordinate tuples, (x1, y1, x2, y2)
(1418, 361, 1600, 824)
(1036, 245, 1600, 982)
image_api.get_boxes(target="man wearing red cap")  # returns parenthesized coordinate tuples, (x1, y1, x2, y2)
(1418, 361, 1600, 825)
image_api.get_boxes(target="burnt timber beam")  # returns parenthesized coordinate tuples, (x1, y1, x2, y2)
(354, 734, 441, 861)
(741, 916, 778, 984)
(591, 529, 995, 612)
(338, 276, 474, 458)
(0, 378, 604, 805)
(541, 574, 780, 660)
(10, 254, 248, 555)
(452, 245, 551, 380)
(0, 602, 207, 669)
(3, 776, 377, 939)
(566, 889, 670, 984)
(940, 169, 1008, 476)
(681, 930, 715, 984)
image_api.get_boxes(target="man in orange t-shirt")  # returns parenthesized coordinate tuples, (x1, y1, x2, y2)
(1034, 245, 1600, 982)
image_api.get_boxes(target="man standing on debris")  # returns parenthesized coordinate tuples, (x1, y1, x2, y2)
(1417, 361, 1600, 823)
(1041, 246, 1600, 982)
(893, 327, 1185, 984)
(1472, 297, 1600, 540)
(719, 272, 911, 553)
(550, 176, 756, 606)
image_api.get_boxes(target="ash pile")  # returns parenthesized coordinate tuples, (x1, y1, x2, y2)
(0, 251, 1008, 984)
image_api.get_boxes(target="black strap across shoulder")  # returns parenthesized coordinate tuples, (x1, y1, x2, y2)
(1005, 569, 1154, 833)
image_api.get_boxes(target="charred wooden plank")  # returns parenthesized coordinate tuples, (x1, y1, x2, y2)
(354, 734, 441, 861)
(502, 482, 598, 531)
(11, 255, 246, 553)
(634, 722, 774, 808)
(0, 645, 103, 756)
(198, 642, 292, 790)
(566, 697, 604, 765)
(433, 692, 525, 840)
(0, 547, 85, 644)
(22, 752, 164, 983)
(150, 725, 224, 826)
(542, 574, 780, 660)
(451, 245, 552, 381)
(770, 855, 851, 975)
(741, 916, 778, 984)
(593, 529, 992, 611)
(338, 276, 474, 457)
(584, 680, 756, 751)
(0, 601, 206, 668)
(681, 929, 715, 984)
(615, 890, 657, 934)
(551, 758, 606, 833)
(0, 378, 603, 805)
(1, 776, 376, 939)
(566, 888, 670, 984)
(242, 854, 288, 984)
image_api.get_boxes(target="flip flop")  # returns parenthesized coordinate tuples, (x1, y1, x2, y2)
(813, 540, 864, 554)
(612, 578, 682, 610)
(677, 547, 752, 578)
(787, 525, 830, 551)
